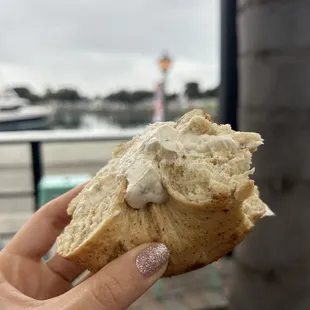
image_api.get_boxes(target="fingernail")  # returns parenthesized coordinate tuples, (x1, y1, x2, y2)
(136, 243, 170, 277)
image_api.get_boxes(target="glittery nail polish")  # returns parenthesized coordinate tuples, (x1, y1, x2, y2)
(136, 243, 170, 277)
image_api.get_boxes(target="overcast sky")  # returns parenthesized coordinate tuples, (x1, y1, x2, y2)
(0, 0, 219, 97)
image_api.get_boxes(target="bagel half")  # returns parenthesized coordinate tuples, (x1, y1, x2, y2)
(56, 109, 271, 276)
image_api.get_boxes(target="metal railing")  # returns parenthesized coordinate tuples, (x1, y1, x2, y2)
(0, 130, 141, 212)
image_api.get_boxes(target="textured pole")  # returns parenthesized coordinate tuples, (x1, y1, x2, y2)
(230, 1, 310, 309)
(162, 71, 168, 121)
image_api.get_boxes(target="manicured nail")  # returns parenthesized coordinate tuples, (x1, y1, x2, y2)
(136, 243, 170, 277)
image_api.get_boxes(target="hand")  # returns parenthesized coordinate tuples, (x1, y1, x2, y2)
(0, 184, 169, 309)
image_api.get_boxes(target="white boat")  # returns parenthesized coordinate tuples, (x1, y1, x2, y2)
(0, 89, 53, 131)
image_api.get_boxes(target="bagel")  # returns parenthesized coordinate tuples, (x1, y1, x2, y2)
(56, 109, 271, 276)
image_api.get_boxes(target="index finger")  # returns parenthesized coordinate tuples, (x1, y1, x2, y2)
(4, 183, 87, 260)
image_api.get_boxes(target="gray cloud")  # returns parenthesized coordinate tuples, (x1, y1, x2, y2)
(0, 0, 219, 96)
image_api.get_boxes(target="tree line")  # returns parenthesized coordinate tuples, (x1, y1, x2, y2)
(11, 82, 219, 104)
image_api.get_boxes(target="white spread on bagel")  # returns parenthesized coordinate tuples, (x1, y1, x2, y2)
(118, 115, 263, 209)
(125, 159, 168, 209)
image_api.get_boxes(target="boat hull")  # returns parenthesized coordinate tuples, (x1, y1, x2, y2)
(0, 116, 52, 131)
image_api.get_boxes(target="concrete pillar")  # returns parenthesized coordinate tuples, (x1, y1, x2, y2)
(230, 1, 310, 309)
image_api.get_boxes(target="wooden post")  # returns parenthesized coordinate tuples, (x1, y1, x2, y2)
(219, 0, 238, 130)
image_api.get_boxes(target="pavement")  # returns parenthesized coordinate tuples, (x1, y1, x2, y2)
(129, 259, 231, 310)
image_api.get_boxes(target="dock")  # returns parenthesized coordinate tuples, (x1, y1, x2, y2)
(0, 132, 230, 309)
(52, 98, 218, 128)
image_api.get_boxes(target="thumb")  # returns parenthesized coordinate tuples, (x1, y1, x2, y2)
(63, 243, 169, 310)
